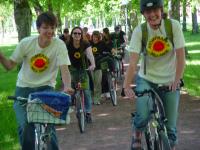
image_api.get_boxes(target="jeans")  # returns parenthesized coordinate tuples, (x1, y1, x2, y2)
(70, 68, 92, 113)
(14, 86, 59, 150)
(133, 76, 180, 147)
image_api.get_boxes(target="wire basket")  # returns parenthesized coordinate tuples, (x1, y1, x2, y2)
(27, 91, 71, 124)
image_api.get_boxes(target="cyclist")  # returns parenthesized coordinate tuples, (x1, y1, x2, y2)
(67, 26, 95, 123)
(59, 28, 70, 45)
(123, 0, 185, 150)
(101, 27, 114, 98)
(90, 30, 111, 105)
(0, 12, 73, 150)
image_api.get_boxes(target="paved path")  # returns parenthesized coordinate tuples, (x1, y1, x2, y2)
(57, 91, 200, 150)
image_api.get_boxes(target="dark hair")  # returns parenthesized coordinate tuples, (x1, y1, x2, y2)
(140, 0, 163, 13)
(70, 26, 83, 42)
(103, 28, 109, 34)
(114, 25, 120, 31)
(91, 30, 101, 41)
(36, 11, 57, 28)
(63, 28, 69, 34)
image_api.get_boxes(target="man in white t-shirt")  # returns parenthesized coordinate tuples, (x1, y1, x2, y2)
(0, 12, 73, 150)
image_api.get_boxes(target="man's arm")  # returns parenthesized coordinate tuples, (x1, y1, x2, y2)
(0, 52, 17, 71)
(60, 65, 73, 94)
(85, 47, 95, 70)
(170, 47, 185, 91)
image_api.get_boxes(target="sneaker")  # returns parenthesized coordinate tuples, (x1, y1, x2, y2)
(93, 101, 100, 105)
(85, 113, 92, 123)
(105, 92, 110, 98)
(66, 114, 71, 124)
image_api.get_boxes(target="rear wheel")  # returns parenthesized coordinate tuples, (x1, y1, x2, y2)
(75, 92, 85, 133)
(107, 73, 117, 106)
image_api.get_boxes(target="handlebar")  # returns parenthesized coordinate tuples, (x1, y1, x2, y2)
(7, 96, 28, 101)
(134, 79, 184, 97)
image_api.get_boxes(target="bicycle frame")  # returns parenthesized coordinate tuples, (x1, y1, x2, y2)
(73, 76, 86, 133)
(100, 55, 118, 106)
(133, 87, 172, 150)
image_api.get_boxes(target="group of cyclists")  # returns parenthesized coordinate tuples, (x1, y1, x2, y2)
(0, 0, 186, 150)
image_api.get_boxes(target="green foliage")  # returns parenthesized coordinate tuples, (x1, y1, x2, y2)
(184, 31, 200, 97)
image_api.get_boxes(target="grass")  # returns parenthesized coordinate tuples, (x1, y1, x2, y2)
(184, 31, 200, 96)
(0, 30, 200, 149)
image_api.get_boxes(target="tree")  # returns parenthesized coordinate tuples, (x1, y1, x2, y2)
(0, 1, 13, 38)
(169, 0, 181, 21)
(191, 0, 199, 33)
(14, 0, 32, 41)
(182, 0, 187, 31)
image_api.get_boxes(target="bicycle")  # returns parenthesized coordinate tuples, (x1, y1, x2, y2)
(8, 91, 71, 150)
(112, 46, 125, 80)
(99, 53, 118, 106)
(71, 69, 89, 133)
(131, 82, 183, 150)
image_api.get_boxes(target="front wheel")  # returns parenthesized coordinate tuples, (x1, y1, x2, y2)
(154, 130, 171, 150)
(75, 92, 85, 133)
(107, 73, 117, 106)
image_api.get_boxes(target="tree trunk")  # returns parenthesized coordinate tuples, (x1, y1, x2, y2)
(32, 0, 43, 15)
(182, 0, 187, 31)
(14, 0, 32, 41)
(1, 20, 5, 38)
(56, 12, 62, 35)
(192, 6, 199, 34)
(169, 0, 180, 22)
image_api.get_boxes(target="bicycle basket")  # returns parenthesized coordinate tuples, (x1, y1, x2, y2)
(27, 91, 71, 124)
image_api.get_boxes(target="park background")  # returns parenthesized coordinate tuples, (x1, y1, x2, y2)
(0, 0, 200, 149)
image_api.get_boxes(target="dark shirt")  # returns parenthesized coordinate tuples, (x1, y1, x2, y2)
(67, 41, 90, 69)
(110, 31, 126, 48)
(90, 41, 110, 69)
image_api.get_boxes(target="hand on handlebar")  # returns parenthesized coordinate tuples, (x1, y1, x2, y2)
(88, 64, 95, 71)
(63, 87, 74, 95)
(124, 88, 135, 99)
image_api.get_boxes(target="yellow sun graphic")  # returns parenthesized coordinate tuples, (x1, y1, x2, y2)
(147, 36, 171, 57)
(74, 52, 81, 59)
(30, 53, 49, 72)
(92, 47, 98, 53)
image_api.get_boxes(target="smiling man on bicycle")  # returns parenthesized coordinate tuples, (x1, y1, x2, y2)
(0, 12, 73, 150)
(123, 0, 185, 150)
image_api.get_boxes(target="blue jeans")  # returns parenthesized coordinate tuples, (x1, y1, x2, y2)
(70, 68, 92, 113)
(133, 76, 180, 147)
(14, 86, 59, 150)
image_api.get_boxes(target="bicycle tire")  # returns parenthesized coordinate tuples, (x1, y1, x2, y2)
(75, 91, 85, 133)
(35, 124, 52, 150)
(155, 130, 171, 150)
(144, 123, 154, 150)
(107, 73, 117, 106)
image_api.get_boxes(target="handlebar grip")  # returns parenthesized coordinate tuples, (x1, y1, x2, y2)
(7, 96, 17, 100)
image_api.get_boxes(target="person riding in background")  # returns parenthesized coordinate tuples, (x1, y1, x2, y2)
(67, 26, 95, 123)
(90, 30, 110, 105)
(82, 27, 91, 42)
(0, 12, 73, 150)
(59, 28, 70, 45)
(123, 0, 185, 150)
(111, 25, 127, 53)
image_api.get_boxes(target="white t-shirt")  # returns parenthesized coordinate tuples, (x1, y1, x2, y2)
(128, 19, 185, 84)
(10, 36, 71, 88)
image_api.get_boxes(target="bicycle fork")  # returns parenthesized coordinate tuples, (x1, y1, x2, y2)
(35, 124, 51, 150)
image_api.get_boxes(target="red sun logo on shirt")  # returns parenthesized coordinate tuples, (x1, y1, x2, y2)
(30, 53, 49, 72)
(147, 36, 171, 57)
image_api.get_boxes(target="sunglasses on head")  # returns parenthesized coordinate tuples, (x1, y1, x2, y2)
(73, 32, 81, 35)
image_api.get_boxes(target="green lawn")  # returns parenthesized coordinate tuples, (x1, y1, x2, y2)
(0, 30, 200, 149)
